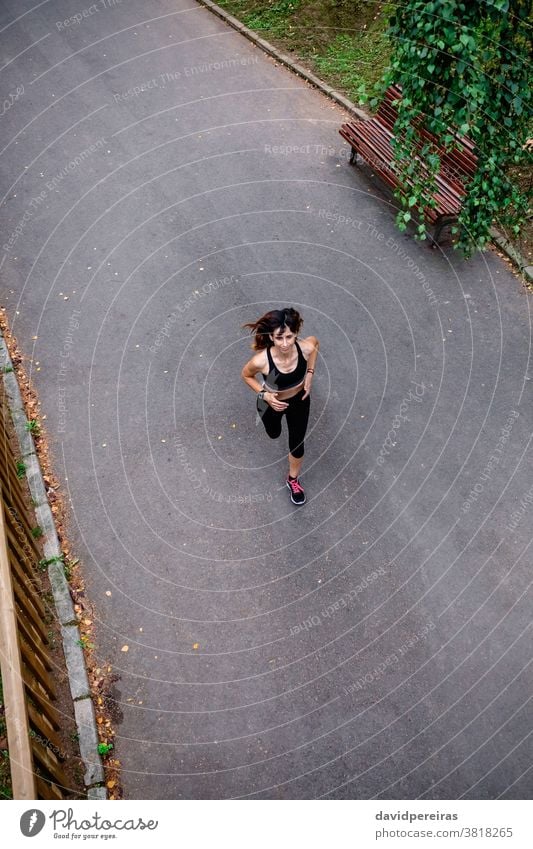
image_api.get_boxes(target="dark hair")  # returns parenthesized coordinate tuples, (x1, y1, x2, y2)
(242, 307, 303, 351)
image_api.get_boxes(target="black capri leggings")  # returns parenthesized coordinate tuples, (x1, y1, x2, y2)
(256, 388, 310, 459)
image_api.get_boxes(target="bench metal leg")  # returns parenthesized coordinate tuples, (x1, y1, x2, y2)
(350, 147, 358, 165)
(431, 215, 456, 247)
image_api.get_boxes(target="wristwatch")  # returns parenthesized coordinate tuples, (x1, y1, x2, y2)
(257, 390, 265, 401)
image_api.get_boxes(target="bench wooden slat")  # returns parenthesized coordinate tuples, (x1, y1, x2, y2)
(340, 85, 477, 242)
(341, 121, 464, 216)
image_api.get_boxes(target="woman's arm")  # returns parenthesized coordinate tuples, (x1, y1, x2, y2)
(241, 353, 288, 411)
(241, 354, 265, 394)
(301, 336, 319, 400)
(304, 336, 319, 371)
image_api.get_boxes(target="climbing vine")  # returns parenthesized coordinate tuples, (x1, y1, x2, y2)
(371, 0, 532, 255)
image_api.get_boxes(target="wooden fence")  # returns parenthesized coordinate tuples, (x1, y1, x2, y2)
(0, 383, 67, 799)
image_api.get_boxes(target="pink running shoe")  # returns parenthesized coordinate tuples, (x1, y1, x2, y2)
(286, 475, 306, 505)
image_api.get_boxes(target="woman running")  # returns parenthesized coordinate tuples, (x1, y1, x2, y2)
(241, 307, 319, 505)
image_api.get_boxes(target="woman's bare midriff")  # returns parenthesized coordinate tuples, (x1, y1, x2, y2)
(264, 381, 305, 400)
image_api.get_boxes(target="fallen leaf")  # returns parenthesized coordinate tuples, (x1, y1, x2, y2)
(192, 643, 199, 650)
(121, 645, 129, 652)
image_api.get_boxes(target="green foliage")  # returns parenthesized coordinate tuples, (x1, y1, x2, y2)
(98, 742, 114, 756)
(216, 0, 393, 103)
(31, 526, 43, 539)
(0, 749, 11, 800)
(243, 0, 300, 35)
(38, 554, 64, 571)
(314, 30, 390, 95)
(25, 419, 40, 435)
(15, 460, 26, 478)
(380, 0, 532, 255)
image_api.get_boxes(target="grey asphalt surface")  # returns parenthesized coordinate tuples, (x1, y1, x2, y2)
(1, 0, 532, 801)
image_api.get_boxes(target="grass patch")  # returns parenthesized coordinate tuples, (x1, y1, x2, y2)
(243, 0, 300, 36)
(215, 0, 391, 99)
(311, 30, 390, 99)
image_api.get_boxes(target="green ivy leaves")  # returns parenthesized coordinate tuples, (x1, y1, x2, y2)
(379, 0, 531, 255)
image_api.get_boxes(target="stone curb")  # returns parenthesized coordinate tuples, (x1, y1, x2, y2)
(0, 333, 105, 799)
(74, 698, 105, 787)
(87, 787, 107, 800)
(196, 0, 532, 282)
(490, 227, 533, 286)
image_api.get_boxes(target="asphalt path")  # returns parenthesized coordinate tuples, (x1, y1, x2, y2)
(1, 0, 532, 800)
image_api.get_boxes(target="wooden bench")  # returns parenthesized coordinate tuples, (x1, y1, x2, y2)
(339, 85, 478, 244)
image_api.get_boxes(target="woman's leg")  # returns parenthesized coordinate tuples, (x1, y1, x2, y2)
(288, 452, 304, 479)
(257, 394, 283, 440)
(285, 391, 310, 477)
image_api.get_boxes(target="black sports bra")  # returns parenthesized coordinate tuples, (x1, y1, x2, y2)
(262, 341, 307, 392)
